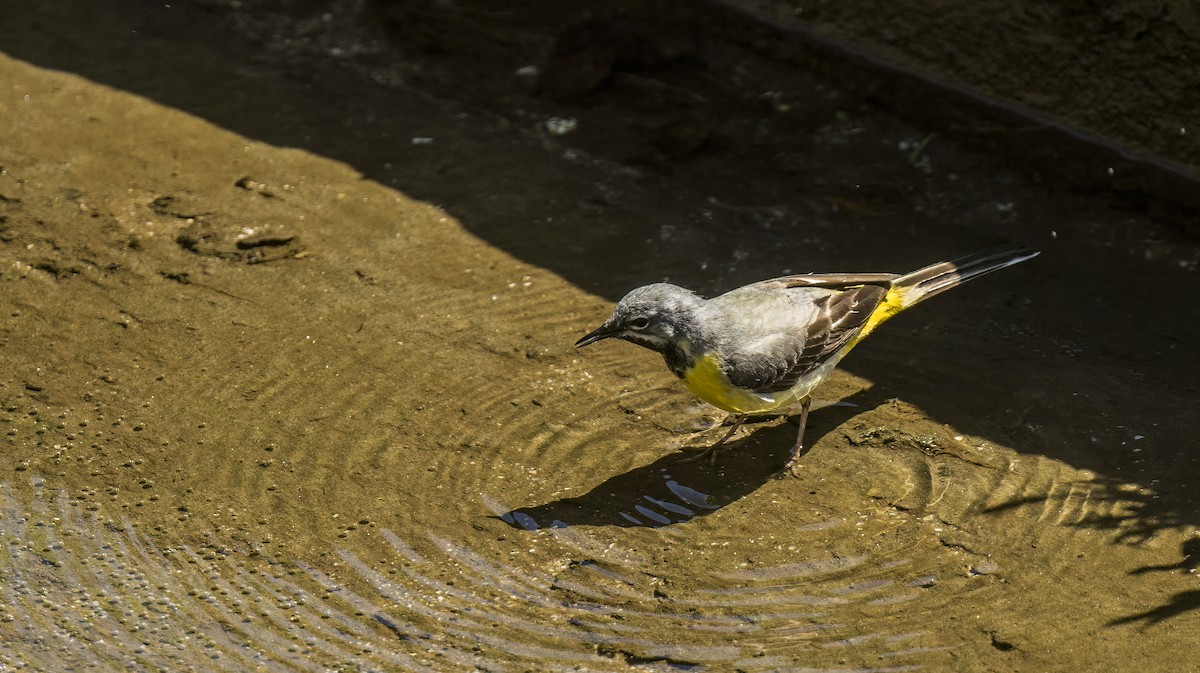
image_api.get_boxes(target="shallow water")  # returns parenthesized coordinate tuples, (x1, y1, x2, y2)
(0, 1, 1197, 671)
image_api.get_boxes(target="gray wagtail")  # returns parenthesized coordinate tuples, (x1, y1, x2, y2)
(576, 246, 1038, 476)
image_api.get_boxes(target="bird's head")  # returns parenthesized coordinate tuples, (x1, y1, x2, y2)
(575, 283, 701, 353)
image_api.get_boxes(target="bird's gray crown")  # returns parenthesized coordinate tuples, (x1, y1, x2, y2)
(613, 283, 701, 319)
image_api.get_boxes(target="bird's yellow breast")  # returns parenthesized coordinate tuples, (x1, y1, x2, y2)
(682, 354, 782, 414)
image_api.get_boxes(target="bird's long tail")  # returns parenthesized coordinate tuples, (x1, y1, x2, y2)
(893, 245, 1039, 308)
(857, 245, 1038, 339)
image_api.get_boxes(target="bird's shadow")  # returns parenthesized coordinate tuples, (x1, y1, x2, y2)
(496, 388, 884, 529)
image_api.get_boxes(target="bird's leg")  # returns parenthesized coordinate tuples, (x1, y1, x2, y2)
(707, 414, 747, 466)
(782, 396, 812, 477)
(680, 414, 747, 465)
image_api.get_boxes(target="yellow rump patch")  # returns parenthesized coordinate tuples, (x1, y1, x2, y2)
(850, 286, 910, 346)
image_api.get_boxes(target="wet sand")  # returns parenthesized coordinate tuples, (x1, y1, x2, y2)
(1, 1, 1196, 671)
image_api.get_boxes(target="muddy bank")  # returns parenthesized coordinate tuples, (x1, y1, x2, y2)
(744, 0, 1200, 178)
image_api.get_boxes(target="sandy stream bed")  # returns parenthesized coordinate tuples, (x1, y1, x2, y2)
(0, 1, 1196, 671)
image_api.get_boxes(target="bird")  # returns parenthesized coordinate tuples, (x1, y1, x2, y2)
(575, 245, 1039, 476)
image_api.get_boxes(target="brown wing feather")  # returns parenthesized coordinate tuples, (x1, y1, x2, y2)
(723, 285, 888, 394)
(745, 272, 899, 290)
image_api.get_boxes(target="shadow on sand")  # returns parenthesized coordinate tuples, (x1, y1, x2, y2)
(497, 390, 882, 528)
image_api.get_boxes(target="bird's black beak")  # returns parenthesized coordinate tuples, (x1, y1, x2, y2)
(576, 323, 617, 348)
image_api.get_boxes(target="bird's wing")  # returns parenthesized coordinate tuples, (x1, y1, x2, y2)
(722, 284, 889, 394)
(743, 272, 899, 290)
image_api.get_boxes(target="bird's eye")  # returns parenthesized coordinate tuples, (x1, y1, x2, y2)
(627, 316, 651, 330)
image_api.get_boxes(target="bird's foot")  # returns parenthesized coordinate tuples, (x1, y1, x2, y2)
(678, 414, 747, 466)
(774, 459, 802, 479)
(677, 445, 721, 465)
(774, 441, 809, 478)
